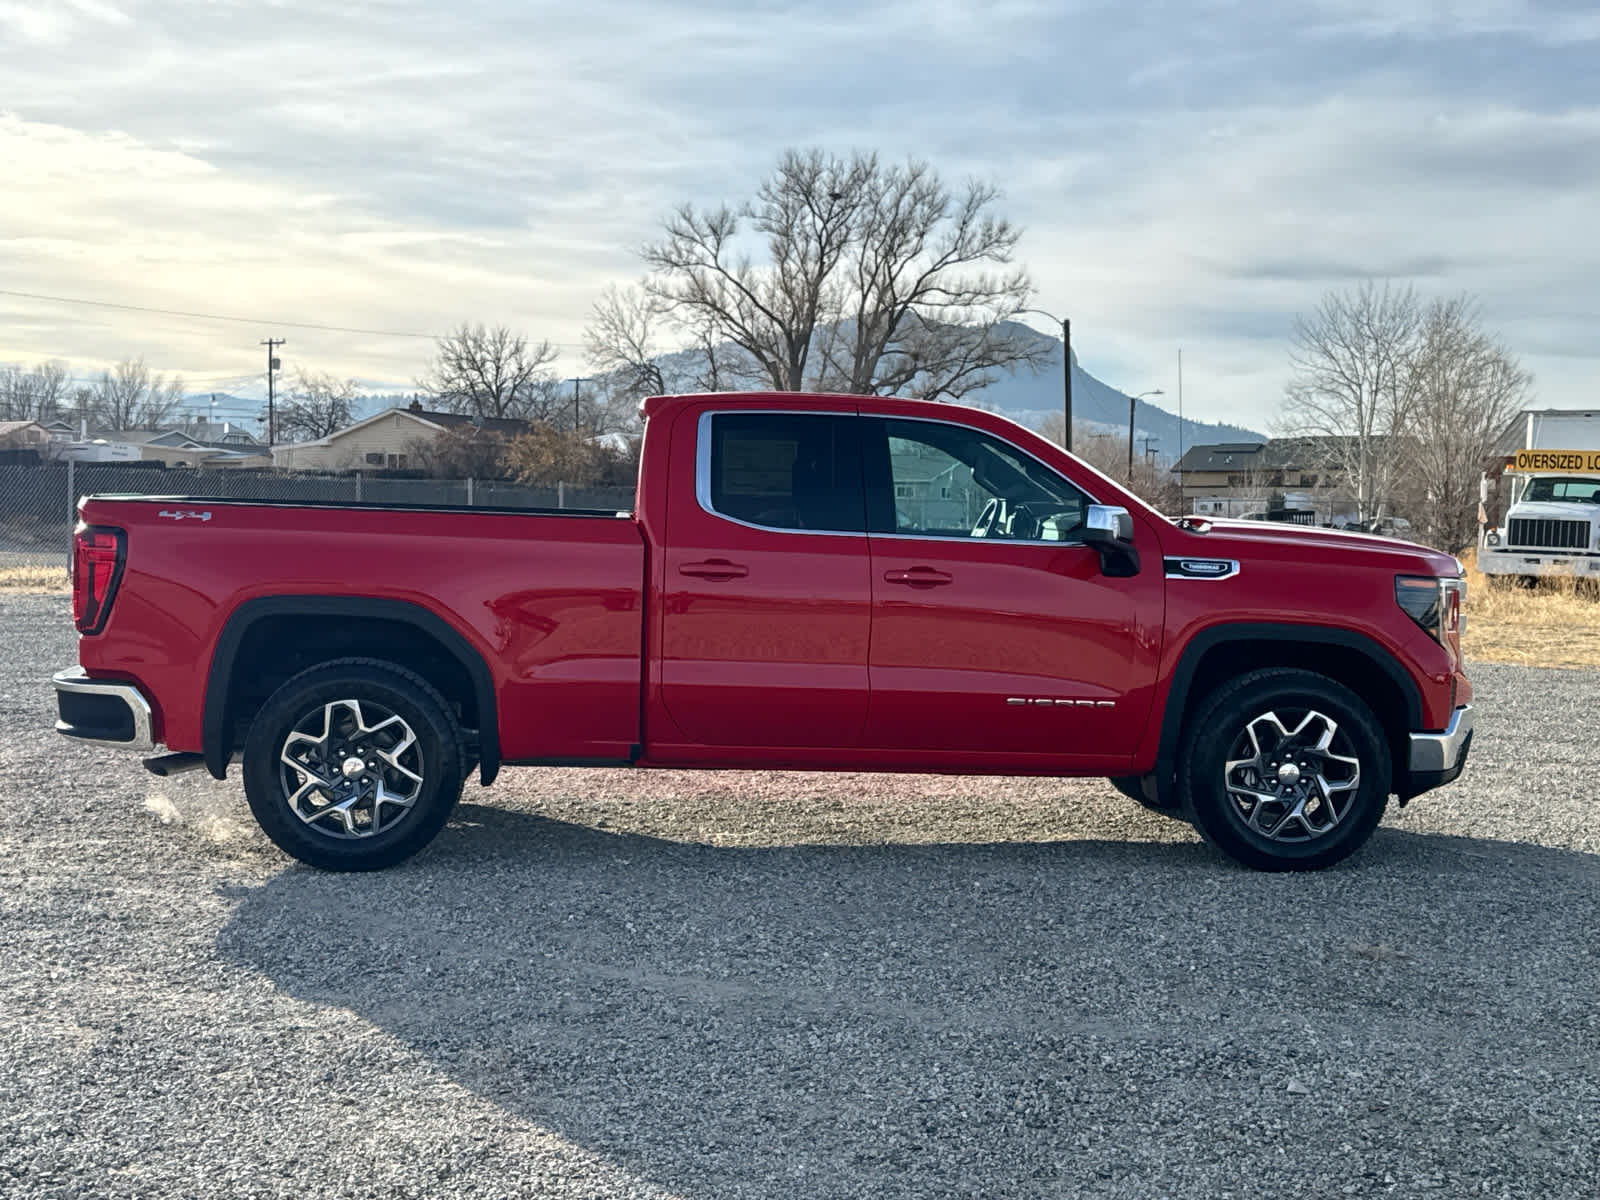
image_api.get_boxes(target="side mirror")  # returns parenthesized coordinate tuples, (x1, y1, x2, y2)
(1081, 504, 1140, 577)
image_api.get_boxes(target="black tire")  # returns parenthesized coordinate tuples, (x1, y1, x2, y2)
(242, 658, 466, 871)
(1178, 668, 1390, 872)
(1106, 774, 1184, 819)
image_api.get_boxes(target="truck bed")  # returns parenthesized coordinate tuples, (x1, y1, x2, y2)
(75, 495, 647, 763)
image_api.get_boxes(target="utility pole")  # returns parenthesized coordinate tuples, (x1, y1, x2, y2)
(1062, 317, 1073, 455)
(261, 338, 285, 447)
(568, 376, 590, 435)
(1016, 309, 1073, 452)
(1128, 393, 1136, 480)
(1128, 389, 1164, 480)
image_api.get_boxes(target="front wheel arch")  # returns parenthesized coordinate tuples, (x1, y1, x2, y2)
(1152, 624, 1421, 804)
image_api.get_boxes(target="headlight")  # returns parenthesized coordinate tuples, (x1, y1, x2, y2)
(1396, 575, 1464, 645)
(1485, 531, 1500, 547)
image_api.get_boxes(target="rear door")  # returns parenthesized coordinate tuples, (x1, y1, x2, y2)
(657, 408, 872, 748)
(861, 416, 1160, 760)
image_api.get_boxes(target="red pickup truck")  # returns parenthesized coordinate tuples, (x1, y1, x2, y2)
(54, 391, 1473, 873)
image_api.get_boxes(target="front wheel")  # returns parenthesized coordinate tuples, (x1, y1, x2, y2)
(242, 658, 466, 871)
(1178, 669, 1390, 871)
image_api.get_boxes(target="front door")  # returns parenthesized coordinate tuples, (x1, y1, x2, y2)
(861, 416, 1160, 760)
(658, 408, 872, 748)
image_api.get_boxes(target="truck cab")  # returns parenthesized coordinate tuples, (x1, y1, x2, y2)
(1481, 472, 1600, 582)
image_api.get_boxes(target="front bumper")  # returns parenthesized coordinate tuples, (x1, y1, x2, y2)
(53, 667, 156, 750)
(1402, 704, 1473, 799)
(1478, 550, 1600, 578)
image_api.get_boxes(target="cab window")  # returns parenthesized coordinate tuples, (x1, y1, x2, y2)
(703, 412, 866, 533)
(864, 418, 1090, 541)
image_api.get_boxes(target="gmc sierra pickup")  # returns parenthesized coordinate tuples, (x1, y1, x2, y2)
(53, 391, 1474, 872)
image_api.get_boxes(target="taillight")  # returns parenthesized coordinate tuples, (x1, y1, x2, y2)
(72, 524, 126, 634)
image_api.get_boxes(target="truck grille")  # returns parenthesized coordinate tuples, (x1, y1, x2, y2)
(1508, 517, 1589, 550)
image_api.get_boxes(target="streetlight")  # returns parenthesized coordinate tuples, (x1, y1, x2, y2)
(1128, 389, 1164, 479)
(1015, 307, 1073, 453)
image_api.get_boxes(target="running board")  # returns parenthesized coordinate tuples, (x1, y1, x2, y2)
(143, 752, 208, 777)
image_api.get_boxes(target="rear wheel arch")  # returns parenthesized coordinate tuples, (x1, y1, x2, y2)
(1153, 623, 1420, 800)
(202, 596, 500, 786)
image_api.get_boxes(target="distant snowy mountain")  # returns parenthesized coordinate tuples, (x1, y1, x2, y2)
(183, 384, 417, 425)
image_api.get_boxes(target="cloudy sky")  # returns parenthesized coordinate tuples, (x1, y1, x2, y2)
(2, 0, 1596, 429)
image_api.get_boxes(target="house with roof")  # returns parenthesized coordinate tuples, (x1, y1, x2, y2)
(270, 402, 530, 472)
(0, 420, 50, 452)
(1174, 438, 1357, 523)
(0, 420, 52, 465)
(55, 428, 270, 468)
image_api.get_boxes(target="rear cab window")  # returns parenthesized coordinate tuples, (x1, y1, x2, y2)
(699, 412, 866, 533)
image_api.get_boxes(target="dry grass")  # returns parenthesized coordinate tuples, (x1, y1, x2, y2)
(1461, 548, 1600, 669)
(0, 565, 69, 593)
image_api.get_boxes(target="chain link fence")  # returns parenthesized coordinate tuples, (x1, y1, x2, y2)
(0, 464, 637, 569)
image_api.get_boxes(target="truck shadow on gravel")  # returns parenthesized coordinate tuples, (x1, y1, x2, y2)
(217, 806, 1600, 1198)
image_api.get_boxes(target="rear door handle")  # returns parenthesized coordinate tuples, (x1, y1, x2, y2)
(883, 567, 953, 587)
(679, 559, 749, 581)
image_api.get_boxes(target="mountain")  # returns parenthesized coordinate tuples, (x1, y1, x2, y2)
(639, 323, 1262, 460)
(966, 323, 1262, 457)
(183, 385, 417, 427)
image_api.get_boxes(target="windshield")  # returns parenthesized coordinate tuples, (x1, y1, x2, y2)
(1524, 478, 1600, 503)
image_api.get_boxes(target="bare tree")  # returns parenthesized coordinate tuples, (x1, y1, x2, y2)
(405, 429, 516, 479)
(419, 323, 560, 420)
(92, 358, 186, 431)
(1281, 281, 1424, 524)
(639, 149, 1045, 400)
(275, 369, 359, 443)
(1402, 297, 1531, 551)
(0, 360, 69, 421)
(585, 285, 669, 401)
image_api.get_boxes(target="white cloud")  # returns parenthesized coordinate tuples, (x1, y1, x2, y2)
(0, 1, 1596, 429)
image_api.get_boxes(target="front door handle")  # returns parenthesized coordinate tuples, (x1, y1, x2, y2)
(883, 567, 953, 588)
(679, 559, 749, 581)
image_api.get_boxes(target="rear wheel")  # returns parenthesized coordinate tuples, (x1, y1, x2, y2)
(242, 658, 466, 871)
(1178, 669, 1390, 871)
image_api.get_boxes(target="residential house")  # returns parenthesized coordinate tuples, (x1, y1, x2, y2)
(0, 420, 50, 452)
(1174, 438, 1355, 524)
(55, 428, 270, 468)
(271, 402, 529, 473)
(0, 420, 51, 465)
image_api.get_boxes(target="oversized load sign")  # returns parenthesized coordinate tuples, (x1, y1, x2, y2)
(1513, 449, 1600, 473)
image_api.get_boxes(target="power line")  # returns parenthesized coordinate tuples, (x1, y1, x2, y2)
(0, 286, 590, 351)
(0, 287, 441, 340)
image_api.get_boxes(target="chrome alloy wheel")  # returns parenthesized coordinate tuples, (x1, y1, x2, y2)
(1221, 708, 1362, 843)
(277, 699, 425, 838)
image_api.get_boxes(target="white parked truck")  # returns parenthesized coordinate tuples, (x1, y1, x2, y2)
(1480, 410, 1600, 582)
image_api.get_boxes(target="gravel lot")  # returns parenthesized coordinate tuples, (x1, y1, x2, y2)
(3, 590, 1597, 1199)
